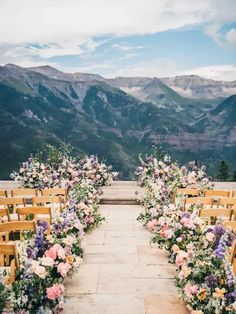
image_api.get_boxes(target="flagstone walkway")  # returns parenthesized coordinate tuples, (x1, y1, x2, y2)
(64, 181, 187, 314)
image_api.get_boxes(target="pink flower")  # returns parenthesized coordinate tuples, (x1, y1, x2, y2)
(57, 262, 71, 277)
(180, 217, 191, 227)
(184, 283, 198, 298)
(46, 284, 64, 300)
(205, 232, 215, 242)
(175, 251, 188, 267)
(147, 219, 158, 231)
(45, 246, 58, 260)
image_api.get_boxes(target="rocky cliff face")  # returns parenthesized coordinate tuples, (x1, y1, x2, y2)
(0, 64, 235, 178)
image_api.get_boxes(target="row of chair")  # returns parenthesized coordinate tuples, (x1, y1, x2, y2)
(176, 188, 235, 198)
(184, 196, 236, 210)
(0, 187, 67, 199)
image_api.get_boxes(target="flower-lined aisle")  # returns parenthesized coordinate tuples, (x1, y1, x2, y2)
(0, 145, 115, 314)
(136, 150, 236, 313)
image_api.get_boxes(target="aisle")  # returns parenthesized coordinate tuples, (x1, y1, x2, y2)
(64, 182, 187, 314)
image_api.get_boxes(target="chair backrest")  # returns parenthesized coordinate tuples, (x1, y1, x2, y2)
(176, 188, 199, 197)
(222, 221, 236, 232)
(17, 206, 52, 224)
(199, 208, 233, 225)
(11, 188, 37, 198)
(0, 190, 7, 198)
(41, 188, 67, 197)
(32, 196, 64, 211)
(0, 208, 10, 222)
(0, 221, 36, 241)
(0, 197, 25, 213)
(0, 242, 19, 284)
(230, 240, 236, 276)
(185, 197, 214, 209)
(204, 189, 230, 198)
(218, 197, 236, 209)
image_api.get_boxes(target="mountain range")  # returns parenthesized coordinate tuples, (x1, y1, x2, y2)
(0, 63, 235, 179)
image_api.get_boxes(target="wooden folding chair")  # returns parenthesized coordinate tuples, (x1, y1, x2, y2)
(222, 221, 236, 232)
(184, 197, 214, 210)
(218, 198, 236, 208)
(41, 188, 67, 200)
(0, 198, 25, 221)
(204, 190, 230, 198)
(230, 240, 236, 275)
(0, 243, 19, 284)
(0, 221, 36, 242)
(199, 208, 233, 225)
(11, 188, 37, 198)
(0, 208, 10, 223)
(0, 190, 7, 198)
(176, 188, 199, 197)
(17, 206, 52, 226)
(32, 196, 64, 212)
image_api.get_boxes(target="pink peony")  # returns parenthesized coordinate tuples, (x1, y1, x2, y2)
(46, 284, 64, 300)
(57, 262, 71, 277)
(184, 283, 198, 298)
(175, 251, 188, 267)
(45, 246, 58, 260)
(147, 219, 158, 231)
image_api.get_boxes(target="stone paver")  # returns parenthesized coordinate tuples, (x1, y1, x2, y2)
(64, 182, 187, 314)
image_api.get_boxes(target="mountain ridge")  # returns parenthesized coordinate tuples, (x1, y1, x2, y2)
(0, 63, 236, 179)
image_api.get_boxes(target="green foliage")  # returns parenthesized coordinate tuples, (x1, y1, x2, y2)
(0, 281, 9, 313)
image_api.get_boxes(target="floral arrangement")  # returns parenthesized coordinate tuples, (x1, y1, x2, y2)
(11, 146, 114, 190)
(11, 217, 84, 313)
(136, 148, 235, 313)
(11, 145, 114, 230)
(0, 145, 114, 313)
(137, 148, 211, 227)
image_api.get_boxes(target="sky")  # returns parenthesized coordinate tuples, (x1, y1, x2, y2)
(0, 0, 236, 80)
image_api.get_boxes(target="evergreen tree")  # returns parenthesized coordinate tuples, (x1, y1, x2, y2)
(232, 170, 236, 182)
(217, 160, 229, 181)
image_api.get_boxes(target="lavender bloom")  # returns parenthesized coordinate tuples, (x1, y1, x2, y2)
(26, 246, 35, 259)
(205, 275, 218, 288)
(146, 156, 153, 162)
(37, 220, 48, 232)
(181, 166, 187, 174)
(181, 212, 191, 219)
(214, 229, 234, 259)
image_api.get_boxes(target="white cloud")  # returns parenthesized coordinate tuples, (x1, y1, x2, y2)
(181, 64, 236, 81)
(225, 28, 236, 46)
(112, 59, 179, 78)
(0, 0, 235, 60)
(112, 44, 143, 51)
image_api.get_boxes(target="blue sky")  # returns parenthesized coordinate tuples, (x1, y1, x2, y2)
(0, 0, 235, 80)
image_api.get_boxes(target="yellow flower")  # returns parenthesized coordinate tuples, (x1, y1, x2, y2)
(213, 288, 227, 298)
(66, 255, 74, 264)
(197, 288, 207, 301)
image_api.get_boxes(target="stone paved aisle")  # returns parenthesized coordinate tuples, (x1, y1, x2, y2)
(64, 182, 187, 314)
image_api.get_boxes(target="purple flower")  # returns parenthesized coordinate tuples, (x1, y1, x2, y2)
(181, 166, 187, 174)
(213, 224, 225, 236)
(181, 212, 190, 219)
(37, 220, 48, 232)
(205, 275, 218, 288)
(146, 156, 153, 162)
(201, 165, 206, 172)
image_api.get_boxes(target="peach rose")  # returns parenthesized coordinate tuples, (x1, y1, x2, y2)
(46, 284, 64, 300)
(57, 262, 71, 277)
(31, 261, 47, 279)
